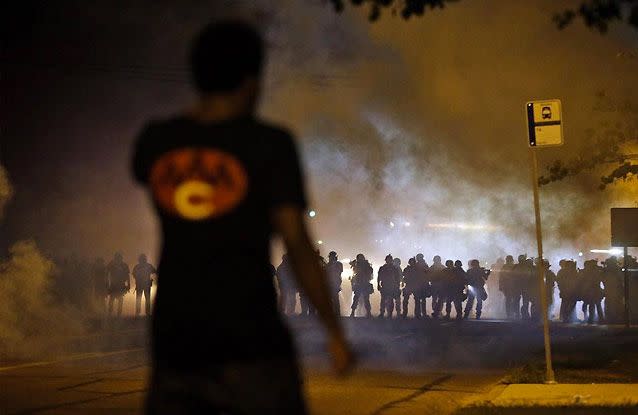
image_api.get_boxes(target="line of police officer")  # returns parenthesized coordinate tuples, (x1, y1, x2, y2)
(275, 251, 491, 320)
(90, 252, 157, 318)
(275, 251, 633, 324)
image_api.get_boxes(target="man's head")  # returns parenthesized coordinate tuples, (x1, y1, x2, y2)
(517, 254, 526, 264)
(328, 251, 338, 261)
(470, 259, 480, 268)
(445, 259, 454, 268)
(433, 255, 441, 264)
(416, 253, 424, 262)
(356, 253, 365, 262)
(190, 20, 264, 108)
(393, 258, 401, 267)
(114, 252, 123, 262)
(385, 254, 393, 264)
(138, 254, 147, 264)
(454, 260, 463, 268)
(408, 257, 416, 266)
(505, 255, 514, 264)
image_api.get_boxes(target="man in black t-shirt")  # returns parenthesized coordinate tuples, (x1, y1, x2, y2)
(132, 21, 352, 414)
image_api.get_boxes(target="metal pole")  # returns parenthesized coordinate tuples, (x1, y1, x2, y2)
(530, 148, 556, 384)
(625, 246, 630, 328)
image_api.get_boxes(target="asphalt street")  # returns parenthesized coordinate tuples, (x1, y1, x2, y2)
(2, 318, 636, 414)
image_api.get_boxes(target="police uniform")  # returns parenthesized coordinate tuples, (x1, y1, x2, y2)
(463, 262, 489, 319)
(107, 256, 130, 317)
(133, 258, 157, 316)
(350, 258, 373, 318)
(325, 256, 344, 316)
(377, 260, 401, 318)
(276, 256, 297, 315)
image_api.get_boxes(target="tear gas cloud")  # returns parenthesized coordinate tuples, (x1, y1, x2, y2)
(2, 0, 637, 271)
(0, 164, 83, 358)
(261, 0, 638, 269)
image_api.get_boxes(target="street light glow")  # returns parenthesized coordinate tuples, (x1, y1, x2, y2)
(308, 210, 316, 218)
(590, 248, 623, 255)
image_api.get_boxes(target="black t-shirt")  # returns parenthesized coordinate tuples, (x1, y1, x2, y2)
(132, 115, 307, 371)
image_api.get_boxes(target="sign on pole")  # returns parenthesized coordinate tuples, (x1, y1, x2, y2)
(526, 99, 563, 147)
(525, 98, 564, 384)
(611, 207, 638, 327)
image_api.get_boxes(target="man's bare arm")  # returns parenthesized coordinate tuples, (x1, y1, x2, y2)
(272, 205, 353, 374)
(272, 205, 342, 337)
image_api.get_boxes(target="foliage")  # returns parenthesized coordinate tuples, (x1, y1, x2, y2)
(538, 115, 638, 190)
(328, 0, 638, 32)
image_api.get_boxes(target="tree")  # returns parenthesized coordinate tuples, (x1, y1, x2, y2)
(538, 92, 638, 190)
(328, 0, 638, 32)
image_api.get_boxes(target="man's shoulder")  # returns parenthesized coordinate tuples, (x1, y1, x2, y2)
(251, 119, 294, 138)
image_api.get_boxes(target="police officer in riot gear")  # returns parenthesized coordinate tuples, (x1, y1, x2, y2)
(299, 250, 324, 316)
(402, 258, 422, 318)
(499, 255, 518, 319)
(350, 254, 373, 318)
(464, 259, 490, 319)
(429, 255, 446, 318)
(415, 254, 430, 317)
(91, 257, 108, 315)
(377, 254, 402, 318)
(602, 256, 624, 323)
(107, 252, 130, 318)
(392, 257, 403, 316)
(556, 259, 578, 322)
(513, 255, 534, 320)
(132, 254, 157, 317)
(582, 259, 605, 324)
(325, 251, 344, 316)
(276, 254, 298, 315)
(451, 260, 468, 319)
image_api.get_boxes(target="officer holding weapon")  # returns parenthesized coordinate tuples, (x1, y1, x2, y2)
(349, 254, 373, 318)
(377, 254, 402, 318)
(463, 259, 490, 320)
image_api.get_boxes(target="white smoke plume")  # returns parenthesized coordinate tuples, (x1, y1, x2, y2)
(0, 164, 83, 359)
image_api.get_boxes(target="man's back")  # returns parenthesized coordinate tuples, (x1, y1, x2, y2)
(134, 20, 352, 415)
(132, 116, 306, 369)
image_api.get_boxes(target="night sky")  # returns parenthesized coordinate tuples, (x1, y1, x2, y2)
(2, 0, 637, 267)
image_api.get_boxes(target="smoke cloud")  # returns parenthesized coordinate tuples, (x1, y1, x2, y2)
(2, 0, 637, 272)
(0, 164, 83, 359)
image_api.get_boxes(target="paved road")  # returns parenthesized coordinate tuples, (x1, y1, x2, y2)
(0, 348, 500, 415)
(2, 318, 636, 414)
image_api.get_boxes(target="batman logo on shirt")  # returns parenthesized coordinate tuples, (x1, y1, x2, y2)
(149, 148, 248, 220)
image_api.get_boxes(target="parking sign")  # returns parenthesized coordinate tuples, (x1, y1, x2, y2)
(526, 99, 563, 147)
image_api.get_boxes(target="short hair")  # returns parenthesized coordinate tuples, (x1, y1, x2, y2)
(190, 20, 264, 94)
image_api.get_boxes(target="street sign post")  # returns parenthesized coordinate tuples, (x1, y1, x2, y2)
(527, 99, 563, 147)
(525, 99, 563, 384)
(611, 207, 638, 327)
